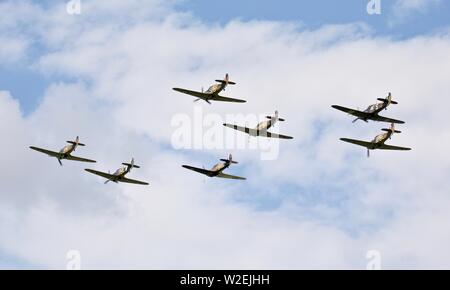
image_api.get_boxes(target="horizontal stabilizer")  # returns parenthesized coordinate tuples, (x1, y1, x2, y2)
(67, 141, 86, 146)
(216, 80, 236, 85)
(382, 129, 401, 133)
(266, 116, 285, 121)
(220, 159, 238, 164)
(377, 98, 398, 104)
(122, 163, 140, 168)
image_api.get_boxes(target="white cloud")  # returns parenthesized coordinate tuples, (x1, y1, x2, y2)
(1, 0, 450, 269)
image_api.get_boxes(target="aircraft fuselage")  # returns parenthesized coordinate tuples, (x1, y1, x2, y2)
(58, 144, 76, 159)
(364, 101, 387, 115)
(109, 166, 131, 181)
(209, 162, 230, 176)
(256, 118, 278, 132)
(205, 82, 226, 95)
(369, 131, 393, 149)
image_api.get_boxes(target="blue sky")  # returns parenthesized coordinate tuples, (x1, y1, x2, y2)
(1, 0, 450, 269)
(176, 0, 450, 37)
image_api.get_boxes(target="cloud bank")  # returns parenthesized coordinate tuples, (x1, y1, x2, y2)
(0, 0, 450, 269)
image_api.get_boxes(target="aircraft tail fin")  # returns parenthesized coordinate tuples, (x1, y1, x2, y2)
(220, 154, 238, 164)
(216, 73, 236, 85)
(122, 158, 141, 169)
(266, 110, 285, 121)
(382, 123, 401, 133)
(67, 136, 86, 146)
(377, 92, 398, 105)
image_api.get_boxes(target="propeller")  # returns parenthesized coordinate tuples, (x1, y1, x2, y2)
(193, 87, 204, 103)
(367, 148, 370, 158)
(105, 170, 111, 184)
(351, 107, 361, 122)
(58, 158, 63, 166)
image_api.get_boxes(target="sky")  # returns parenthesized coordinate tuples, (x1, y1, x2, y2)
(0, 0, 450, 269)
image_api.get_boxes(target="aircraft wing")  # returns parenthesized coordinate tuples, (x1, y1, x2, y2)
(173, 88, 210, 100)
(182, 165, 215, 176)
(223, 123, 259, 136)
(213, 95, 246, 103)
(332, 105, 405, 124)
(120, 176, 149, 185)
(217, 172, 246, 180)
(378, 144, 411, 151)
(29, 146, 61, 158)
(370, 115, 405, 124)
(340, 138, 374, 149)
(332, 105, 368, 119)
(264, 131, 294, 139)
(223, 124, 293, 139)
(85, 169, 116, 180)
(66, 155, 97, 163)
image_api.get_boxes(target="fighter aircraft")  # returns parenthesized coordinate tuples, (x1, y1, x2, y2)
(182, 154, 246, 180)
(331, 93, 405, 124)
(29, 136, 96, 166)
(85, 158, 149, 185)
(172, 73, 246, 104)
(223, 110, 294, 139)
(340, 123, 411, 157)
